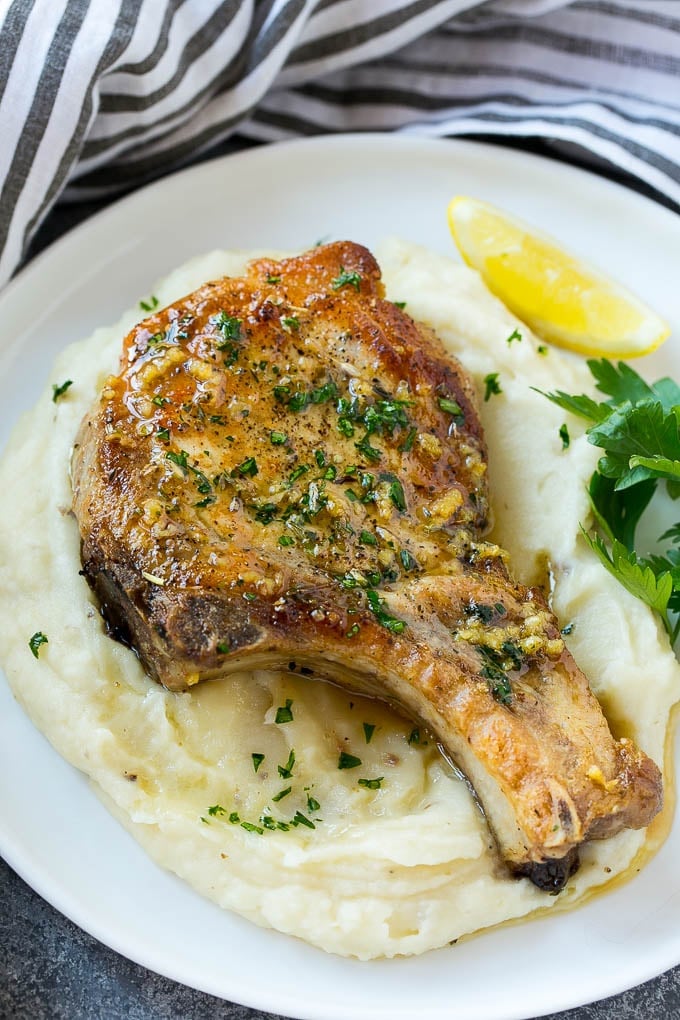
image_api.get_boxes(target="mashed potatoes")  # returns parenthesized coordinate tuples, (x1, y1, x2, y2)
(0, 240, 678, 959)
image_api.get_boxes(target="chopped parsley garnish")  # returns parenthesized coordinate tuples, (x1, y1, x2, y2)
(383, 473, 406, 512)
(291, 811, 315, 829)
(216, 640, 230, 654)
(355, 435, 381, 463)
(272, 787, 292, 802)
(253, 502, 277, 524)
(166, 449, 189, 472)
(270, 430, 287, 445)
(152, 395, 170, 407)
(331, 267, 362, 292)
(241, 821, 264, 835)
(362, 397, 412, 435)
(475, 644, 522, 705)
(289, 464, 310, 484)
(559, 423, 570, 449)
(314, 449, 326, 467)
(213, 311, 242, 341)
(483, 372, 502, 401)
(289, 391, 309, 412)
(311, 382, 338, 404)
(275, 380, 338, 413)
(278, 749, 296, 779)
(275, 699, 294, 724)
(306, 792, 320, 812)
(29, 631, 48, 658)
(506, 328, 522, 345)
(208, 804, 226, 817)
(265, 274, 281, 284)
(338, 418, 354, 438)
(407, 727, 421, 746)
(438, 396, 463, 417)
(358, 777, 384, 790)
(399, 426, 417, 453)
(393, 300, 407, 309)
(399, 549, 418, 572)
(359, 530, 377, 546)
(464, 600, 496, 624)
(232, 457, 258, 478)
(362, 722, 375, 744)
(157, 427, 170, 442)
(278, 534, 295, 547)
(190, 465, 212, 494)
(229, 811, 240, 824)
(52, 380, 73, 402)
(537, 344, 548, 355)
(211, 311, 243, 366)
(365, 589, 407, 634)
(281, 316, 300, 332)
(147, 331, 166, 346)
(252, 752, 265, 773)
(338, 751, 362, 770)
(139, 295, 159, 312)
(346, 623, 360, 638)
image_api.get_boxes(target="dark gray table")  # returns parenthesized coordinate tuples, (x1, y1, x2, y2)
(2, 135, 679, 1020)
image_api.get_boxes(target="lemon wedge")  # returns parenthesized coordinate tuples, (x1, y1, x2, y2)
(447, 195, 670, 358)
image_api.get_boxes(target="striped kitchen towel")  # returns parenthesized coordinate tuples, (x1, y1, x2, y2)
(0, 0, 677, 288)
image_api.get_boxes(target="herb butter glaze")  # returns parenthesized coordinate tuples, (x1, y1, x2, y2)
(71, 242, 662, 890)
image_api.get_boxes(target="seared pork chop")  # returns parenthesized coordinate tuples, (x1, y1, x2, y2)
(71, 242, 662, 890)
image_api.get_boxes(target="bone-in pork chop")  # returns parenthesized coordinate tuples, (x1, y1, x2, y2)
(71, 242, 662, 891)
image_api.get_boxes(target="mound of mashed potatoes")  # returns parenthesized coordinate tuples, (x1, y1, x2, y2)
(0, 240, 678, 960)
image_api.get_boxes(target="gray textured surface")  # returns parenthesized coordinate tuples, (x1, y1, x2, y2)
(2, 136, 679, 1020)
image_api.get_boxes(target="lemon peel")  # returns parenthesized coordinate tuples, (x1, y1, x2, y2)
(447, 195, 670, 358)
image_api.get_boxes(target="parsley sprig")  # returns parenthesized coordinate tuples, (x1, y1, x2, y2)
(540, 358, 680, 643)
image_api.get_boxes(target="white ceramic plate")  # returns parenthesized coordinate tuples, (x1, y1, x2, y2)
(0, 135, 678, 1020)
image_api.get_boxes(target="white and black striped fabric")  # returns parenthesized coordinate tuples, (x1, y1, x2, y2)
(0, 0, 677, 287)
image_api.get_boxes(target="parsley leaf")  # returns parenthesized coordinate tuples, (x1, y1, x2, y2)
(365, 589, 407, 634)
(331, 267, 362, 292)
(291, 810, 315, 829)
(539, 358, 680, 645)
(52, 380, 73, 402)
(581, 530, 673, 622)
(588, 402, 680, 490)
(278, 749, 296, 779)
(588, 472, 655, 551)
(275, 699, 294, 724)
(536, 387, 607, 424)
(29, 631, 48, 658)
(559, 423, 570, 450)
(588, 358, 680, 410)
(483, 373, 502, 402)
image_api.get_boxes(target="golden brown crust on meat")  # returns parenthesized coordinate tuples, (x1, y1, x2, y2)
(70, 241, 662, 888)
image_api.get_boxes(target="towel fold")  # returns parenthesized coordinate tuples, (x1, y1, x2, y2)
(0, 0, 677, 287)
